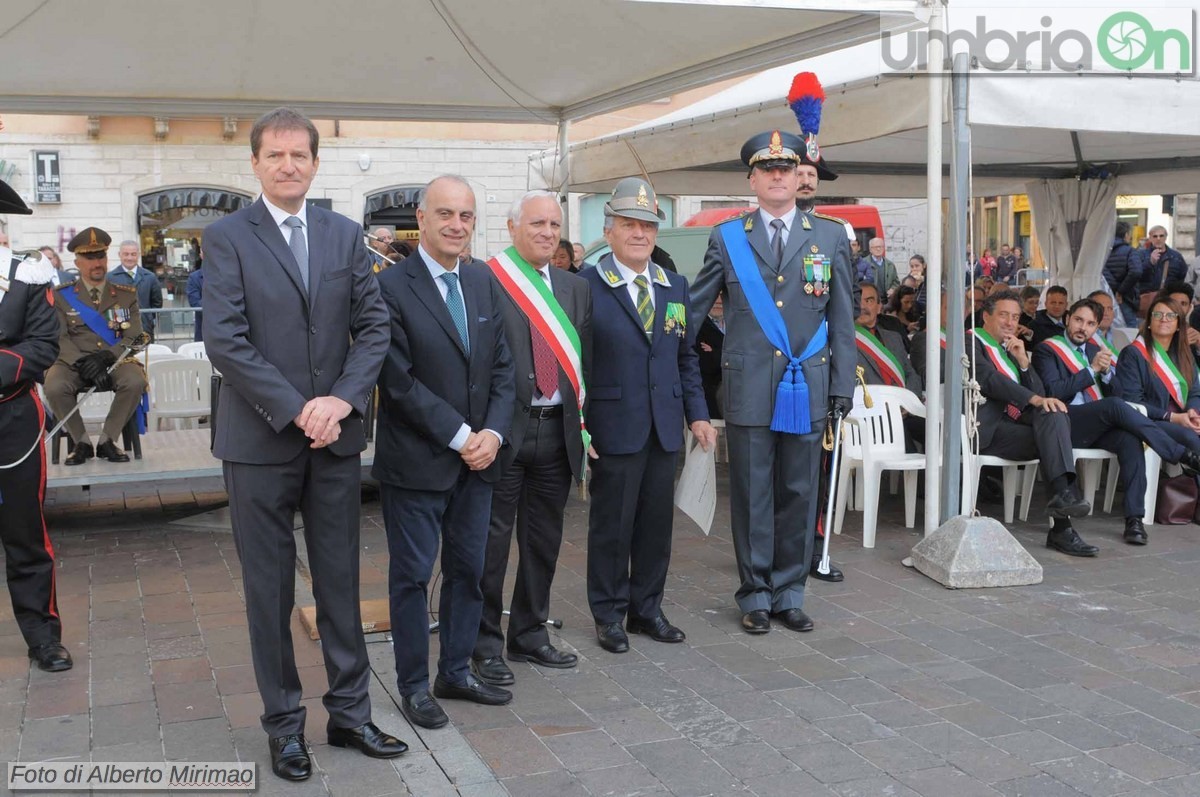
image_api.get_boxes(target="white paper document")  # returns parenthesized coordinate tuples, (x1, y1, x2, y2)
(675, 437, 717, 535)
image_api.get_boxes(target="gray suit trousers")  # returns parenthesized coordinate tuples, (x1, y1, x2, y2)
(725, 423, 821, 613)
(224, 448, 371, 736)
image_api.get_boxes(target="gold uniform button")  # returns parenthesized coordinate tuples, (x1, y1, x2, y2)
(776, 300, 783, 308)
(775, 350, 782, 357)
(776, 275, 784, 283)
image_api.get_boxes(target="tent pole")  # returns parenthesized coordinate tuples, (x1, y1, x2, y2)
(939, 51, 970, 524)
(922, 1, 946, 534)
(557, 118, 571, 239)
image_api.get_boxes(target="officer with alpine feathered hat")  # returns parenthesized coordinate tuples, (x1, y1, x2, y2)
(689, 72, 855, 636)
(0, 177, 73, 672)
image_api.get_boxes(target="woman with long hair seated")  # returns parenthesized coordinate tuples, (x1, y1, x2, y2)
(1116, 292, 1200, 453)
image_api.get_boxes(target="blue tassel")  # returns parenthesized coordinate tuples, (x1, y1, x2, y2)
(770, 363, 810, 434)
(136, 392, 150, 435)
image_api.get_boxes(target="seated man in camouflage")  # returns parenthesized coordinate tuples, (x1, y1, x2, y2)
(44, 227, 145, 465)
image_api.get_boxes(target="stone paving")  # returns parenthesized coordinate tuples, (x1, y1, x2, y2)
(6, 471, 1200, 796)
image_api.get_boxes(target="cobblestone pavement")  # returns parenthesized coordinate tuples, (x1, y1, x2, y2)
(6, 472, 1200, 796)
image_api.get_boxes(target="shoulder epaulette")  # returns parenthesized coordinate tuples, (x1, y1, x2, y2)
(717, 209, 756, 227)
(811, 211, 848, 226)
(14, 256, 56, 286)
(111, 282, 138, 294)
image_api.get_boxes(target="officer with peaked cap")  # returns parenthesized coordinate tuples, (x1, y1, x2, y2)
(689, 72, 855, 636)
(582, 177, 716, 654)
(0, 178, 73, 672)
(44, 226, 145, 465)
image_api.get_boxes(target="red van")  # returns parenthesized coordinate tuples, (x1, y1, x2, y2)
(683, 204, 884, 250)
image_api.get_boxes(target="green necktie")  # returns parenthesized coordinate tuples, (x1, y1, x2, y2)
(634, 275, 653, 335)
(90, 287, 100, 306)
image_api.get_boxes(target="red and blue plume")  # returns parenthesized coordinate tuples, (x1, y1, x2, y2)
(787, 72, 825, 137)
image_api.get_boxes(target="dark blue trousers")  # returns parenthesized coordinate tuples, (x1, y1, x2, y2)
(382, 469, 492, 696)
(1068, 398, 1187, 518)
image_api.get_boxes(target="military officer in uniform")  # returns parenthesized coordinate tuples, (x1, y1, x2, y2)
(44, 227, 145, 465)
(0, 178, 72, 672)
(690, 111, 855, 634)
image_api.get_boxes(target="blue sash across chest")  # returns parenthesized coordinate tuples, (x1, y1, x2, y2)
(720, 221, 828, 434)
(61, 285, 121, 346)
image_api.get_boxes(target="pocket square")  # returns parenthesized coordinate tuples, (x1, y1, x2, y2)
(477, 316, 488, 322)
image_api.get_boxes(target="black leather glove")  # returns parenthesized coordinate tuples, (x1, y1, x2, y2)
(829, 395, 853, 418)
(75, 350, 117, 384)
(92, 370, 114, 392)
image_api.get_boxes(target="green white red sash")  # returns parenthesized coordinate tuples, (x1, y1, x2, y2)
(1131, 338, 1187, 410)
(485, 246, 590, 459)
(855, 325, 904, 387)
(971, 328, 1020, 383)
(1091, 331, 1119, 367)
(1043, 336, 1102, 402)
(939, 329, 946, 350)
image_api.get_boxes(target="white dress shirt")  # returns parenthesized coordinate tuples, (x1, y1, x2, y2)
(261, 195, 309, 254)
(530, 264, 563, 407)
(612, 256, 656, 312)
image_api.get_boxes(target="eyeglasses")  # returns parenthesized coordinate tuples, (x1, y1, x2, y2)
(1151, 311, 1179, 321)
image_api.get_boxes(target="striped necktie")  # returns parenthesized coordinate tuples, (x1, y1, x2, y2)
(634, 275, 653, 336)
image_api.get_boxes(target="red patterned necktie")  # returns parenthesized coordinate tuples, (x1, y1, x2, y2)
(531, 325, 559, 398)
(1005, 403, 1022, 420)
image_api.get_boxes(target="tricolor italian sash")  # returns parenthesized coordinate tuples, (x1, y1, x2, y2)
(939, 329, 946, 350)
(855, 325, 904, 387)
(485, 247, 590, 466)
(971, 329, 1020, 383)
(1131, 338, 1187, 410)
(1042, 336, 1102, 402)
(1091, 331, 1119, 367)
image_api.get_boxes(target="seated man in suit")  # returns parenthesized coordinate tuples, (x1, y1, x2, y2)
(1031, 285, 1069, 345)
(855, 282, 920, 392)
(374, 175, 516, 729)
(1086, 290, 1122, 361)
(1033, 298, 1200, 545)
(43, 227, 145, 465)
(970, 290, 1097, 556)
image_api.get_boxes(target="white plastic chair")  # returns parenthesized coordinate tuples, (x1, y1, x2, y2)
(836, 385, 926, 548)
(1074, 448, 1119, 516)
(147, 359, 213, 430)
(961, 415, 1039, 523)
(144, 343, 174, 357)
(176, 341, 207, 360)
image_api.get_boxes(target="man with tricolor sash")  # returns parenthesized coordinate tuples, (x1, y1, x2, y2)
(854, 282, 920, 392)
(472, 191, 591, 686)
(583, 177, 714, 655)
(1033, 298, 1200, 546)
(44, 227, 145, 466)
(971, 290, 1098, 556)
(691, 77, 854, 636)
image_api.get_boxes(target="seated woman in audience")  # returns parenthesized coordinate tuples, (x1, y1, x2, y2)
(1117, 293, 1200, 453)
(886, 285, 921, 334)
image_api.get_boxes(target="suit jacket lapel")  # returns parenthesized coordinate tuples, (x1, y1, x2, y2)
(463, 266, 483, 362)
(600, 256, 651, 341)
(746, 215, 775, 272)
(250, 200, 307, 302)
(407, 256, 468, 358)
(305, 209, 328, 306)
(649, 282, 669, 348)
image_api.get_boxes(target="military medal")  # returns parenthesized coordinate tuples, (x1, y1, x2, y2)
(805, 283, 814, 295)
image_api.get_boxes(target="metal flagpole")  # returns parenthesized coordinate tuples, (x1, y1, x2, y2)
(922, 0, 946, 532)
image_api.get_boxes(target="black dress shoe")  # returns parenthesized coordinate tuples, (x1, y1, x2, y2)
(741, 610, 771, 635)
(433, 673, 513, 706)
(327, 721, 408, 758)
(1181, 450, 1200, 478)
(401, 690, 449, 729)
(28, 643, 72, 672)
(64, 441, 93, 466)
(810, 554, 844, 582)
(473, 656, 515, 685)
(1123, 517, 1148, 546)
(508, 643, 578, 668)
(596, 622, 630, 653)
(268, 734, 311, 781)
(772, 608, 815, 632)
(1046, 525, 1099, 557)
(96, 439, 130, 463)
(627, 614, 686, 643)
(1046, 487, 1090, 519)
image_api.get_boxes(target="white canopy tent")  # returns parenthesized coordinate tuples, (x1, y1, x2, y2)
(2, 0, 922, 123)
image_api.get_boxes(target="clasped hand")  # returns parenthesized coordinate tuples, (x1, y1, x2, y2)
(294, 396, 352, 449)
(461, 430, 501, 470)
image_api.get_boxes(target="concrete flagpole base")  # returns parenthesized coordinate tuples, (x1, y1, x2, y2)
(907, 516, 1043, 589)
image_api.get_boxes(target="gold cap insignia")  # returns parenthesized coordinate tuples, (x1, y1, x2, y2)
(637, 184, 649, 208)
(811, 245, 819, 253)
(768, 130, 783, 158)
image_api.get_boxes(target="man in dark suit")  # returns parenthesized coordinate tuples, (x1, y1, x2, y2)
(373, 175, 516, 728)
(854, 282, 921, 392)
(109, 240, 163, 339)
(1030, 285, 1069, 345)
(970, 290, 1096, 556)
(471, 191, 591, 686)
(1032, 297, 1200, 545)
(203, 108, 403, 782)
(690, 127, 855, 634)
(583, 177, 715, 654)
(695, 295, 726, 419)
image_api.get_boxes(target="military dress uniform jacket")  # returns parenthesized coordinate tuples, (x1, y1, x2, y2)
(106, 266, 162, 333)
(689, 210, 855, 425)
(0, 254, 59, 396)
(53, 280, 143, 366)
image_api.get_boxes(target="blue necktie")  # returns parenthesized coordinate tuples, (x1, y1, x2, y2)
(441, 272, 469, 353)
(283, 216, 309, 291)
